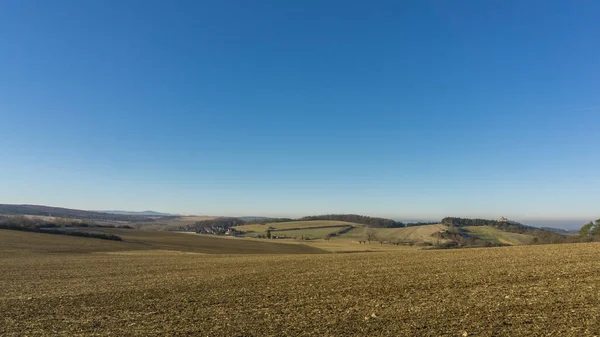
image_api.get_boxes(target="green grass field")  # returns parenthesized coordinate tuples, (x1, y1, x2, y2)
(2, 229, 600, 336)
(464, 226, 535, 245)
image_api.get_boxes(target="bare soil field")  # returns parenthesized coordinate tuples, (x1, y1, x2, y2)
(0, 228, 323, 255)
(2, 229, 600, 336)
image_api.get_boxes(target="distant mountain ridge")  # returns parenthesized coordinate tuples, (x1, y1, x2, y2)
(237, 216, 272, 221)
(100, 210, 179, 216)
(540, 227, 579, 235)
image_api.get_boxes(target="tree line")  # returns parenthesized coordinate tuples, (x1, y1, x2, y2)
(441, 217, 535, 232)
(298, 214, 403, 228)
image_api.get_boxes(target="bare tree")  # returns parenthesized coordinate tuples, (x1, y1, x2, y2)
(365, 228, 377, 244)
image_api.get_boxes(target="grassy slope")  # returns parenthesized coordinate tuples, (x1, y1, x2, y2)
(3, 242, 600, 335)
(464, 226, 535, 245)
(236, 221, 450, 245)
(339, 224, 448, 243)
(0, 228, 324, 255)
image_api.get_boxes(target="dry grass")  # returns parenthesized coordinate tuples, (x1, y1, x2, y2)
(300, 238, 416, 252)
(340, 224, 448, 243)
(3, 230, 600, 336)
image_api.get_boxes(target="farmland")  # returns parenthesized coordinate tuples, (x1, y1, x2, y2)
(339, 224, 448, 243)
(463, 226, 535, 245)
(235, 220, 449, 244)
(0, 228, 323, 255)
(2, 229, 600, 336)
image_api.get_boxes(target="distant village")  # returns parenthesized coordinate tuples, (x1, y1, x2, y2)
(178, 223, 241, 236)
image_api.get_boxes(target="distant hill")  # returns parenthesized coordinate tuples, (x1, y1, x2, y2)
(237, 216, 272, 221)
(540, 227, 579, 235)
(0, 204, 162, 222)
(441, 217, 569, 245)
(299, 214, 402, 228)
(100, 210, 179, 216)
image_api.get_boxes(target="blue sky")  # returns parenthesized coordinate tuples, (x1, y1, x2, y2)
(1, 1, 599, 227)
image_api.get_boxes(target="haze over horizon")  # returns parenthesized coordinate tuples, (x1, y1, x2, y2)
(1, 1, 599, 227)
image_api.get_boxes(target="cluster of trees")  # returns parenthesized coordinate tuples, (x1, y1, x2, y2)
(441, 217, 534, 233)
(242, 217, 294, 225)
(299, 214, 402, 228)
(193, 217, 245, 228)
(190, 217, 245, 235)
(0, 215, 123, 241)
(405, 221, 439, 227)
(579, 219, 600, 237)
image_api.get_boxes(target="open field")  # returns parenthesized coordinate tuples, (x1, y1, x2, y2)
(2, 230, 600, 336)
(169, 216, 216, 223)
(273, 226, 348, 239)
(339, 224, 448, 243)
(179, 231, 412, 253)
(0, 228, 323, 255)
(464, 226, 535, 245)
(136, 215, 216, 230)
(294, 238, 415, 253)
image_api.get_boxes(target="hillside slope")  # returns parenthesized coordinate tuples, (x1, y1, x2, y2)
(464, 226, 535, 245)
(0, 228, 325, 255)
(235, 220, 357, 237)
(340, 224, 448, 243)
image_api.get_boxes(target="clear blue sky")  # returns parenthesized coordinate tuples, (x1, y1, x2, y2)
(1, 1, 599, 226)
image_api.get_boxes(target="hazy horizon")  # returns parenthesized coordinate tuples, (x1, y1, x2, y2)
(1, 1, 598, 225)
(2, 201, 591, 230)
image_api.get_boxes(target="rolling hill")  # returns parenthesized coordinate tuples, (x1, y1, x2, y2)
(0, 227, 324, 255)
(100, 210, 179, 216)
(463, 226, 535, 245)
(235, 220, 357, 238)
(0, 204, 164, 222)
(339, 224, 449, 244)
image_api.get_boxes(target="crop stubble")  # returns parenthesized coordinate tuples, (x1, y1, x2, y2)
(1, 240, 600, 336)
